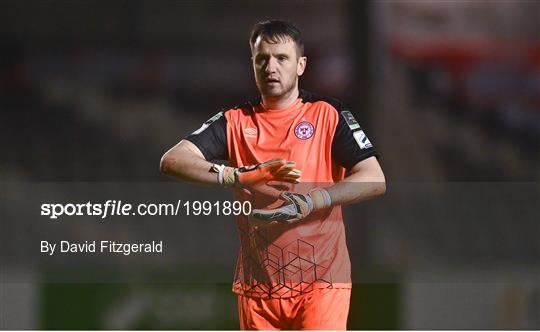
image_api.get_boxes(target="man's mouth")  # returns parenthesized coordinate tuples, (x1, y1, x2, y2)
(265, 78, 280, 83)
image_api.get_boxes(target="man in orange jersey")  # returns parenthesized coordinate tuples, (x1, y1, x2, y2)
(160, 20, 386, 330)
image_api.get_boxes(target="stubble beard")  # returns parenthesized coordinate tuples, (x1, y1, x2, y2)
(258, 76, 297, 100)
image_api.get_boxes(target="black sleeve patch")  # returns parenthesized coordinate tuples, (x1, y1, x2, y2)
(342, 110, 361, 130)
(332, 111, 377, 170)
(184, 111, 228, 161)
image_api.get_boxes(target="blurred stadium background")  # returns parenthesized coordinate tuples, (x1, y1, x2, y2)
(1, 0, 539, 329)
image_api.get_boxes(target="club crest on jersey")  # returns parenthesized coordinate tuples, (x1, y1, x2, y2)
(294, 121, 314, 140)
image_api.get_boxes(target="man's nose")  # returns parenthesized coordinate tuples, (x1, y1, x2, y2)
(265, 57, 278, 73)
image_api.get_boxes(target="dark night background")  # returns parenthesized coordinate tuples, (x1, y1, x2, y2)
(1, 0, 539, 329)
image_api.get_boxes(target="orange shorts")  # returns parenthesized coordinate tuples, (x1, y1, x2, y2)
(237, 288, 351, 330)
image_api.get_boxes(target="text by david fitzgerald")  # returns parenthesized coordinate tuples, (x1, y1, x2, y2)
(41, 240, 163, 256)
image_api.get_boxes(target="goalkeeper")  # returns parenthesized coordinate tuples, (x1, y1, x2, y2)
(160, 20, 385, 330)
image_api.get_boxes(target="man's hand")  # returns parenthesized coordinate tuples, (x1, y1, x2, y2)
(248, 189, 332, 227)
(215, 158, 301, 187)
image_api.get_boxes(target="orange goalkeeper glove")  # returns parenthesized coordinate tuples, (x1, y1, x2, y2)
(212, 158, 301, 187)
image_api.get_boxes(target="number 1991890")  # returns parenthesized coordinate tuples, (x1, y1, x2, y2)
(183, 200, 251, 216)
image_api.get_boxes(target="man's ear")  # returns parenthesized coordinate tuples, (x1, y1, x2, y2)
(297, 56, 307, 76)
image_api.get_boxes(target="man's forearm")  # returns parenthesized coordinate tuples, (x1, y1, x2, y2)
(160, 140, 219, 185)
(249, 167, 386, 226)
(326, 171, 386, 207)
(325, 156, 386, 207)
(246, 157, 385, 226)
(161, 140, 302, 188)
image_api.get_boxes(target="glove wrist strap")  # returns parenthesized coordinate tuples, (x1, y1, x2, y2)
(212, 164, 237, 187)
(309, 188, 332, 211)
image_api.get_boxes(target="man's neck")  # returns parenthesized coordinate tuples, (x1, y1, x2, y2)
(261, 87, 300, 110)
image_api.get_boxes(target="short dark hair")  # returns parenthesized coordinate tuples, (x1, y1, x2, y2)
(249, 20, 304, 57)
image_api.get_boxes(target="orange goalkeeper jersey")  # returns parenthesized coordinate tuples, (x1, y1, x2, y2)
(186, 90, 377, 299)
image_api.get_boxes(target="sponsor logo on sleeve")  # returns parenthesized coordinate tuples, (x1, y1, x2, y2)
(353, 130, 373, 149)
(341, 111, 360, 130)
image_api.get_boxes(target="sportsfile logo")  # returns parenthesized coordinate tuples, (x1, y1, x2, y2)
(40, 200, 251, 220)
(40, 200, 175, 220)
